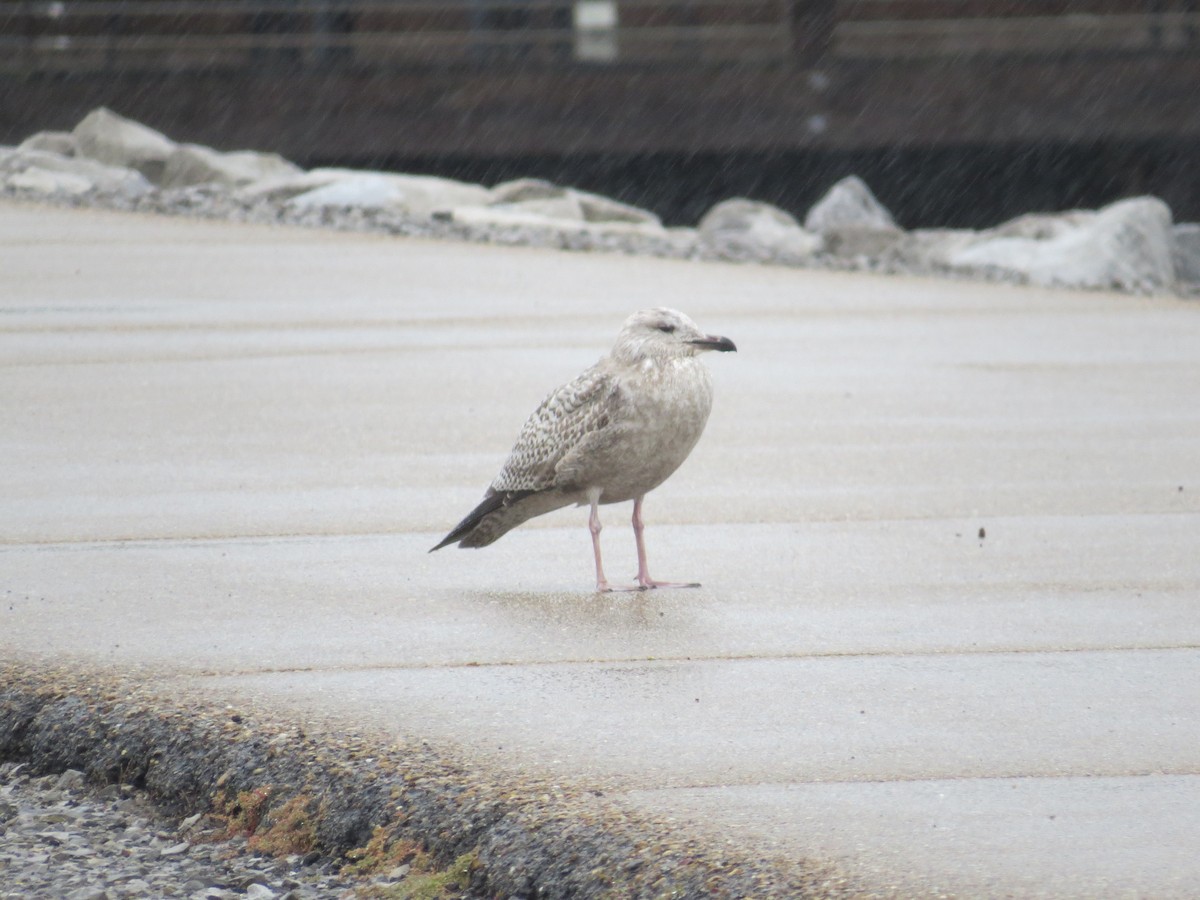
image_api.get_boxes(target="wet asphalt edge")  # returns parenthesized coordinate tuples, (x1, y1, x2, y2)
(1, 662, 863, 899)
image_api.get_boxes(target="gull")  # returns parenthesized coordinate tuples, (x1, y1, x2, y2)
(431, 308, 736, 592)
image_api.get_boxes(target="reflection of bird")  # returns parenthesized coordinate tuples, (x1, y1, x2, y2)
(431, 308, 736, 592)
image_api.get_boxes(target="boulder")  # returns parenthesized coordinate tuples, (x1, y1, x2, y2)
(698, 198, 824, 262)
(944, 197, 1176, 292)
(236, 169, 352, 203)
(490, 178, 567, 204)
(822, 227, 906, 261)
(71, 108, 176, 183)
(489, 179, 661, 226)
(6, 167, 94, 196)
(573, 190, 661, 226)
(18, 131, 77, 157)
(361, 172, 491, 216)
(1171, 223, 1200, 284)
(0, 148, 153, 197)
(491, 194, 587, 222)
(285, 170, 491, 216)
(450, 204, 666, 236)
(284, 174, 409, 211)
(887, 228, 977, 273)
(161, 143, 302, 189)
(805, 175, 897, 233)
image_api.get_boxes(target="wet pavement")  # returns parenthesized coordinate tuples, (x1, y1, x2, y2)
(3, 201, 1200, 897)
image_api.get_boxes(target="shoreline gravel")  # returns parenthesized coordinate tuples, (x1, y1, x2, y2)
(0, 182, 1090, 293)
(1, 664, 860, 900)
(0, 762, 391, 900)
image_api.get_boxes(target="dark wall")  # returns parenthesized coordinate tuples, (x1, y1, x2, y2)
(334, 140, 1200, 230)
(6, 53, 1197, 230)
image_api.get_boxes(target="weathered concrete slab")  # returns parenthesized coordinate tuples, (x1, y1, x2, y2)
(2, 201, 1199, 897)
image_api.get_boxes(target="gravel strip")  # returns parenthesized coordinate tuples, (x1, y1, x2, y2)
(1, 666, 861, 900)
(0, 763, 444, 900)
(9, 180, 1197, 298)
(0, 182, 1048, 289)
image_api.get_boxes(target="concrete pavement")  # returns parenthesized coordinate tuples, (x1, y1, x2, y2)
(3, 201, 1199, 897)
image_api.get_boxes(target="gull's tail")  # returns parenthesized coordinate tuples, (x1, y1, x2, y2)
(430, 488, 571, 551)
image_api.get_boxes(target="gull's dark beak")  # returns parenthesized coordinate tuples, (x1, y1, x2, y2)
(689, 335, 737, 353)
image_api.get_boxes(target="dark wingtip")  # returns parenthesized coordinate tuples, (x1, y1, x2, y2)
(429, 531, 463, 553)
(429, 490, 510, 554)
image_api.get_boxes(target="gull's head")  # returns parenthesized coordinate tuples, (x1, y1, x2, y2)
(613, 307, 737, 363)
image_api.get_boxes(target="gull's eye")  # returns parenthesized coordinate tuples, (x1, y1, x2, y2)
(656, 323, 676, 333)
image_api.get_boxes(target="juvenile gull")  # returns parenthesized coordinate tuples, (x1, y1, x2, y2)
(431, 308, 736, 591)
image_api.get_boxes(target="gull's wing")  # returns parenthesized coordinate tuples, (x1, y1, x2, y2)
(492, 362, 620, 493)
(430, 363, 620, 550)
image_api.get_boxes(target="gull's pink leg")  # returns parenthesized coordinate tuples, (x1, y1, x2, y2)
(590, 491, 645, 593)
(589, 494, 612, 592)
(632, 496, 700, 589)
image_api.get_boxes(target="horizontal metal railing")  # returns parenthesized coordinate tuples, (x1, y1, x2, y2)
(838, 11, 1200, 58)
(1, 0, 1196, 74)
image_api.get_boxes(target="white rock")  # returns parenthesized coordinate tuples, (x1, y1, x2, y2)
(823, 227, 906, 260)
(488, 179, 660, 226)
(572, 190, 661, 226)
(6, 166, 94, 196)
(698, 198, 824, 261)
(1171, 223, 1200, 284)
(985, 209, 1084, 241)
(805, 175, 897, 233)
(1, 149, 153, 197)
(284, 170, 490, 216)
(350, 171, 491, 216)
(492, 194, 587, 221)
(236, 169, 352, 203)
(490, 177, 566, 203)
(18, 131, 77, 156)
(284, 173, 412, 212)
(72, 107, 177, 183)
(945, 197, 1176, 292)
(451, 203, 666, 236)
(891, 227, 979, 271)
(54, 769, 86, 791)
(161, 143, 302, 189)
